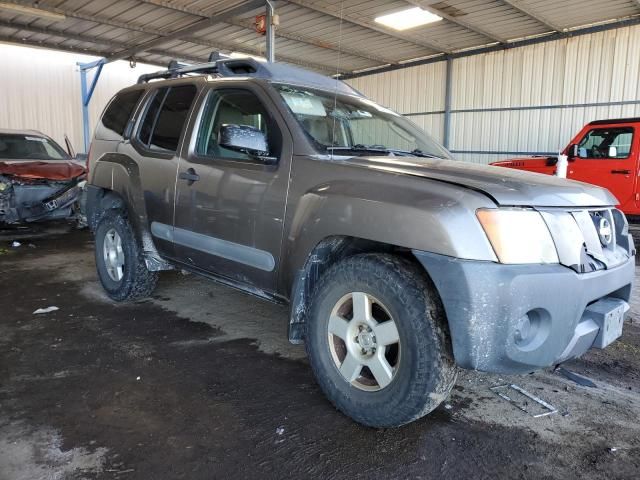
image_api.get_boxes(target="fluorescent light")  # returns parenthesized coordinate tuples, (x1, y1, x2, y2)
(375, 7, 442, 31)
(0, 3, 66, 21)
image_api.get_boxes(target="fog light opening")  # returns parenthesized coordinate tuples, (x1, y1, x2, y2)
(514, 309, 550, 351)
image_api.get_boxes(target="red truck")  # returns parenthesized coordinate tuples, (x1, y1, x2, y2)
(491, 118, 639, 215)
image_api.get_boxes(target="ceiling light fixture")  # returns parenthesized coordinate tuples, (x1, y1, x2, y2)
(374, 7, 442, 31)
(0, 3, 66, 21)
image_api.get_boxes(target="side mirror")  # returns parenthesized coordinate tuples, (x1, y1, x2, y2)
(64, 134, 76, 158)
(567, 144, 578, 159)
(608, 146, 618, 158)
(219, 124, 276, 164)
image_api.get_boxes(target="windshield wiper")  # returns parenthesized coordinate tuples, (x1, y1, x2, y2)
(326, 145, 443, 159)
(326, 144, 391, 153)
(387, 148, 442, 159)
(329, 145, 440, 157)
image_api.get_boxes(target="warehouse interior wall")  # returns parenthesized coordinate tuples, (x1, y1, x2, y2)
(3, 21, 640, 166)
(0, 43, 157, 152)
(348, 23, 640, 165)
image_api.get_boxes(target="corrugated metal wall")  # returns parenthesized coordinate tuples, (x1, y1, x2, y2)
(4, 22, 640, 164)
(0, 43, 157, 152)
(348, 24, 640, 164)
(349, 62, 447, 142)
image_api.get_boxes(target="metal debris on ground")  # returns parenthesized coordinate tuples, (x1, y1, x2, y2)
(33, 306, 59, 314)
(490, 384, 558, 418)
(276, 426, 285, 435)
(555, 366, 597, 388)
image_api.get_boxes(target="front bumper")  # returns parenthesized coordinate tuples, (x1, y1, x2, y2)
(0, 182, 82, 224)
(413, 250, 634, 374)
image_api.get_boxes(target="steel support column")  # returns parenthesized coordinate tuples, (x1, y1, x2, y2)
(266, 0, 275, 62)
(443, 57, 453, 150)
(78, 59, 106, 153)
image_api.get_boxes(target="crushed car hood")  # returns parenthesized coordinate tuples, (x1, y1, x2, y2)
(338, 156, 617, 208)
(0, 160, 86, 181)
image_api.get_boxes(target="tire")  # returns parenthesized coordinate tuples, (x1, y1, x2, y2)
(94, 209, 158, 301)
(305, 253, 457, 428)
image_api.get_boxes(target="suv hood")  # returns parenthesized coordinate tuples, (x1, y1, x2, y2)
(338, 156, 617, 208)
(0, 160, 86, 181)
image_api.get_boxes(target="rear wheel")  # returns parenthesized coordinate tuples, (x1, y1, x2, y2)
(306, 253, 457, 428)
(95, 210, 158, 301)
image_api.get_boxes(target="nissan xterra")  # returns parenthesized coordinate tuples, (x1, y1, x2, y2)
(86, 58, 635, 427)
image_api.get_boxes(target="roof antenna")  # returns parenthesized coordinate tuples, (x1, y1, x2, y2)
(330, 0, 345, 160)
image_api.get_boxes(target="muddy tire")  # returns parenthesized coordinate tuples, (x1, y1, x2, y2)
(305, 253, 457, 428)
(94, 209, 158, 301)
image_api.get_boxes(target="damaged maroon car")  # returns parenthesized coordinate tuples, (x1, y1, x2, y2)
(0, 130, 86, 224)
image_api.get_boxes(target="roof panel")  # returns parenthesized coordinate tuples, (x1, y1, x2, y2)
(527, 0, 639, 29)
(1, 0, 639, 74)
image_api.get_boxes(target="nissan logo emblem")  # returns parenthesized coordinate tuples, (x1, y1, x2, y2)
(598, 217, 613, 246)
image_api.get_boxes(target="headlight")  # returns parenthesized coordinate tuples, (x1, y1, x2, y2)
(476, 208, 559, 264)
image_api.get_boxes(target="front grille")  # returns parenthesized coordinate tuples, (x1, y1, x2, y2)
(541, 208, 633, 273)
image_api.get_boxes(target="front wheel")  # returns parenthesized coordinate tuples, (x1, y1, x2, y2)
(305, 254, 457, 428)
(94, 209, 158, 301)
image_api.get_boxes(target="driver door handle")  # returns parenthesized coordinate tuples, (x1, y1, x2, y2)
(611, 169, 631, 175)
(179, 168, 200, 185)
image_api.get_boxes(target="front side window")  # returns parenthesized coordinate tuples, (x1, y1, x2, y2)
(137, 85, 197, 153)
(578, 127, 634, 159)
(0, 134, 69, 160)
(102, 90, 143, 137)
(196, 89, 278, 160)
(274, 84, 451, 159)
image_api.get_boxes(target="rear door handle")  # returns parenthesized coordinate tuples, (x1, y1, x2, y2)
(178, 168, 200, 185)
(611, 169, 631, 175)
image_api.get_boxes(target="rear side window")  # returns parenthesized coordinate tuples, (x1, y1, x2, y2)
(137, 85, 197, 153)
(139, 88, 167, 146)
(101, 90, 143, 137)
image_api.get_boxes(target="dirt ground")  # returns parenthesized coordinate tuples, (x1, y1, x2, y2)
(1, 223, 639, 480)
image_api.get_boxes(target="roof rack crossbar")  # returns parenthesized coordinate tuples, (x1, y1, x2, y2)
(137, 61, 219, 83)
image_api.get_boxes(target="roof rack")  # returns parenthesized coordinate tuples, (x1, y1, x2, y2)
(136, 54, 359, 96)
(137, 53, 268, 84)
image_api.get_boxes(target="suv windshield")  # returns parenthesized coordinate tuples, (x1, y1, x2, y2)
(0, 134, 70, 160)
(275, 84, 451, 159)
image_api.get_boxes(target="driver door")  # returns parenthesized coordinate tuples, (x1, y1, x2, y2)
(567, 125, 638, 208)
(172, 85, 291, 294)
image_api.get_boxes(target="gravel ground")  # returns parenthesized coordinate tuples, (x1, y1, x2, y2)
(0, 224, 639, 479)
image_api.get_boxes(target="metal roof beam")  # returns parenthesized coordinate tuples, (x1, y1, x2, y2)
(501, 0, 564, 32)
(0, 2, 339, 73)
(406, 1, 506, 43)
(0, 34, 197, 64)
(5, 1, 163, 36)
(244, 18, 396, 64)
(107, 0, 265, 61)
(284, 0, 452, 54)
(0, 34, 112, 58)
(137, 0, 395, 65)
(0, 20, 207, 62)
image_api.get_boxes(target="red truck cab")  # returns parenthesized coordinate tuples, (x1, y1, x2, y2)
(492, 118, 640, 215)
